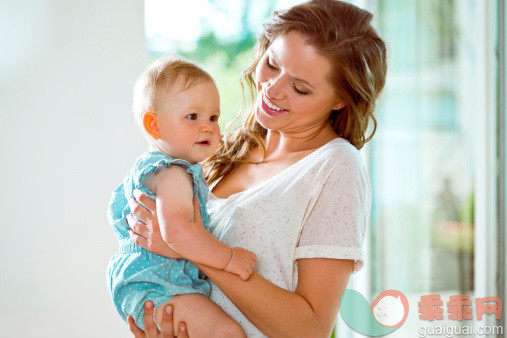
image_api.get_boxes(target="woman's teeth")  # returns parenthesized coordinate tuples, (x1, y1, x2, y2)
(263, 96, 285, 111)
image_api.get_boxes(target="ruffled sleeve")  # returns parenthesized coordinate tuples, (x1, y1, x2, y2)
(130, 151, 206, 200)
(294, 146, 371, 273)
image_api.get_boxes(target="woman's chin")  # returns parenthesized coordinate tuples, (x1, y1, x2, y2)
(254, 110, 274, 130)
(255, 106, 289, 130)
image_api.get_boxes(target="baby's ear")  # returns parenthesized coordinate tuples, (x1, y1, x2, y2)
(143, 112, 160, 140)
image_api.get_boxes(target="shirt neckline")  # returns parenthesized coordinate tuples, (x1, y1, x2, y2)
(209, 137, 345, 201)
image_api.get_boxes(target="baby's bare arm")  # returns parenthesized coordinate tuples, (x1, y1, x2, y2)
(149, 165, 232, 269)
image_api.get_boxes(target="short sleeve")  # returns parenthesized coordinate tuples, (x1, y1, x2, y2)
(134, 157, 190, 190)
(129, 152, 205, 200)
(294, 148, 371, 273)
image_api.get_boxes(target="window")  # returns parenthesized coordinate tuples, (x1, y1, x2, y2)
(340, 0, 504, 336)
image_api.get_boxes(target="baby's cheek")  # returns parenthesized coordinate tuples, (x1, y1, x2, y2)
(214, 133, 221, 145)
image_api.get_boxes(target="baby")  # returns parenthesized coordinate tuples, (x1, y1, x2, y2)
(107, 56, 256, 336)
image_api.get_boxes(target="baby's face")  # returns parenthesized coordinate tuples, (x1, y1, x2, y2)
(154, 81, 221, 163)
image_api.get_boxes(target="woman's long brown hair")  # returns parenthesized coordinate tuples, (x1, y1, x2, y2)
(204, 0, 387, 184)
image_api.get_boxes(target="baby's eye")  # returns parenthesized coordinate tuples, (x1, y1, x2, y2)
(210, 115, 219, 122)
(186, 113, 198, 120)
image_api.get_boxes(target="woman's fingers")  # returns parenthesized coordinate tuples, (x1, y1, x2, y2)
(129, 230, 150, 250)
(126, 303, 185, 338)
(158, 305, 189, 338)
(133, 189, 157, 212)
(127, 214, 149, 234)
(127, 316, 146, 338)
(177, 323, 189, 338)
(143, 301, 159, 337)
(128, 198, 154, 224)
(159, 305, 174, 338)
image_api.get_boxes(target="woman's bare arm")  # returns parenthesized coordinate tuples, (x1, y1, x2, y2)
(196, 258, 353, 337)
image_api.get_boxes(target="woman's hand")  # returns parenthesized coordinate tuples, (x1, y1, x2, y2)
(127, 189, 183, 259)
(127, 301, 188, 338)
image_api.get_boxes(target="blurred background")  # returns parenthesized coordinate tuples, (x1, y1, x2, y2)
(0, 0, 505, 337)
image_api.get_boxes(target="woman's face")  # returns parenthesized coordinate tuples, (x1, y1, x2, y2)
(254, 31, 343, 134)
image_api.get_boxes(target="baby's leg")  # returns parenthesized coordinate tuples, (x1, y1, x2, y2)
(155, 293, 246, 338)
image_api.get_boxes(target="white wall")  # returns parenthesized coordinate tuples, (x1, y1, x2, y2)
(0, 1, 147, 336)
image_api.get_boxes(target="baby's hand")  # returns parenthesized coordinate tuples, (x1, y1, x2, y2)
(224, 247, 257, 280)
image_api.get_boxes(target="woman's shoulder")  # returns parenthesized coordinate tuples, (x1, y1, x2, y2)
(291, 138, 367, 186)
(314, 138, 370, 193)
(314, 138, 365, 169)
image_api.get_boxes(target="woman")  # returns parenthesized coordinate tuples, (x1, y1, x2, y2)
(127, 0, 387, 336)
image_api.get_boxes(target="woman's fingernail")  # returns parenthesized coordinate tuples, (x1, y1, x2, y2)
(180, 323, 186, 332)
(146, 301, 153, 309)
(166, 306, 172, 314)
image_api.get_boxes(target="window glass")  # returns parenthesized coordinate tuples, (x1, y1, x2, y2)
(367, 0, 483, 335)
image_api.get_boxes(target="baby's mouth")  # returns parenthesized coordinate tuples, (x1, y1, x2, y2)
(196, 140, 210, 146)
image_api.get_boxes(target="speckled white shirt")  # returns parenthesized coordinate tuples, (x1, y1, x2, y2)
(207, 137, 371, 337)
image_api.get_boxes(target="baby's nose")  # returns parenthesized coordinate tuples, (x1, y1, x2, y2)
(200, 122, 213, 133)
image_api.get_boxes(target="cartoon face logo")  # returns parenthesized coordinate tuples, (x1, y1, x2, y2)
(371, 290, 409, 328)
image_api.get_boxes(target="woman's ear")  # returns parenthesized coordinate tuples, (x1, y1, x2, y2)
(143, 112, 160, 140)
(332, 100, 346, 111)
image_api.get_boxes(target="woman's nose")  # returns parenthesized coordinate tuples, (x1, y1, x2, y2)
(265, 76, 283, 99)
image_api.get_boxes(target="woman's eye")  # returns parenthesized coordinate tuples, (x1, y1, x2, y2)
(292, 83, 309, 95)
(266, 57, 278, 70)
(210, 115, 219, 122)
(186, 113, 198, 120)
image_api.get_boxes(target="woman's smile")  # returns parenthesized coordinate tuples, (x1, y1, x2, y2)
(261, 94, 289, 116)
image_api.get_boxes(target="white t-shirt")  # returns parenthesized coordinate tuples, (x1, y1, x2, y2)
(207, 137, 371, 337)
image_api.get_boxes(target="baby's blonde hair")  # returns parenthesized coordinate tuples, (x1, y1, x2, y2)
(132, 55, 215, 129)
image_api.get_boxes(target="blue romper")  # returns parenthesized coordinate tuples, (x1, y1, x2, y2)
(106, 151, 211, 330)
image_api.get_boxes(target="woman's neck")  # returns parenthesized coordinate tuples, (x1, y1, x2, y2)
(262, 123, 338, 161)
